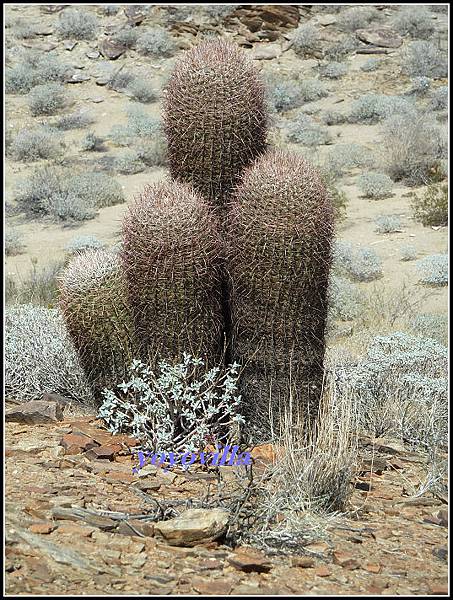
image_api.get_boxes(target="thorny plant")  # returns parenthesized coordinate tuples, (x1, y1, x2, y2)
(99, 354, 245, 453)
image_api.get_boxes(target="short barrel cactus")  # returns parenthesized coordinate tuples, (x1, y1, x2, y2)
(162, 39, 268, 210)
(59, 248, 135, 400)
(121, 180, 225, 368)
(227, 149, 334, 437)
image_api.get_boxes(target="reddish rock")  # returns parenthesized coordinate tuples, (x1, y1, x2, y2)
(60, 433, 98, 455)
(28, 523, 55, 534)
(227, 547, 272, 573)
(365, 563, 382, 574)
(333, 551, 359, 570)
(104, 471, 136, 484)
(98, 38, 126, 60)
(192, 579, 233, 595)
(85, 444, 122, 460)
(437, 509, 448, 527)
(116, 520, 155, 537)
(291, 556, 315, 568)
(55, 523, 96, 537)
(430, 583, 448, 595)
(314, 565, 332, 577)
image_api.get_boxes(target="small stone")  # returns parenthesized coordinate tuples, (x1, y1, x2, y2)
(250, 43, 281, 60)
(333, 551, 359, 570)
(34, 26, 54, 36)
(64, 41, 78, 51)
(317, 15, 337, 26)
(60, 433, 98, 455)
(154, 508, 229, 547)
(56, 523, 96, 537)
(227, 547, 272, 573)
(314, 565, 331, 577)
(116, 520, 155, 537)
(192, 580, 233, 595)
(86, 51, 100, 59)
(95, 77, 110, 86)
(85, 444, 122, 461)
(133, 480, 161, 492)
(429, 584, 448, 595)
(91, 96, 105, 102)
(6, 400, 64, 424)
(99, 38, 126, 60)
(104, 471, 136, 484)
(28, 523, 55, 535)
(433, 547, 448, 562)
(66, 73, 91, 83)
(291, 556, 315, 568)
(124, 5, 147, 25)
(365, 563, 382, 574)
(437, 509, 448, 527)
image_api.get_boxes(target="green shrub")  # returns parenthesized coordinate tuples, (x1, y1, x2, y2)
(411, 183, 448, 227)
(57, 8, 99, 40)
(28, 83, 67, 116)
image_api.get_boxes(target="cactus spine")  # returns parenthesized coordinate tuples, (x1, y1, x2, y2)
(227, 149, 334, 437)
(121, 181, 225, 368)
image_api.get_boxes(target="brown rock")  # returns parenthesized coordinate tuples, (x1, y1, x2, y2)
(6, 400, 64, 424)
(314, 565, 331, 577)
(250, 43, 281, 60)
(85, 444, 122, 460)
(28, 523, 55, 534)
(333, 551, 359, 570)
(56, 523, 96, 537)
(104, 471, 136, 484)
(154, 508, 229, 547)
(437, 509, 448, 527)
(430, 583, 448, 595)
(124, 5, 147, 25)
(291, 556, 315, 568)
(133, 480, 161, 492)
(365, 563, 382, 574)
(227, 547, 272, 573)
(60, 433, 98, 455)
(99, 38, 127, 60)
(356, 27, 403, 49)
(192, 579, 233, 595)
(116, 520, 155, 537)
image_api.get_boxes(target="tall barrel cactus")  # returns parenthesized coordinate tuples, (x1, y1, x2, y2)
(162, 38, 268, 210)
(121, 180, 224, 368)
(227, 149, 335, 438)
(59, 248, 135, 401)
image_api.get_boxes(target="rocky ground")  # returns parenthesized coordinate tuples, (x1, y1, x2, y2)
(5, 400, 448, 596)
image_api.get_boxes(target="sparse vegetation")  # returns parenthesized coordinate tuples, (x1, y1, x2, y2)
(360, 57, 381, 72)
(127, 78, 156, 103)
(337, 6, 380, 31)
(81, 132, 104, 152)
(28, 83, 67, 116)
(114, 151, 145, 174)
(136, 27, 176, 57)
(5, 227, 25, 256)
(65, 235, 105, 256)
(287, 114, 331, 147)
(348, 94, 415, 124)
(9, 127, 64, 162)
(411, 182, 448, 227)
(392, 6, 435, 39)
(402, 41, 448, 79)
(416, 254, 448, 287)
(55, 111, 94, 130)
(292, 23, 319, 57)
(333, 240, 383, 282)
(375, 215, 402, 234)
(56, 8, 99, 40)
(319, 61, 348, 79)
(400, 245, 418, 262)
(271, 80, 303, 112)
(5, 52, 68, 94)
(358, 172, 393, 199)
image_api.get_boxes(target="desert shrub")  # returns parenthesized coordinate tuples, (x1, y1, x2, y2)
(381, 111, 446, 185)
(400, 245, 418, 262)
(15, 167, 124, 218)
(299, 78, 328, 102)
(5, 228, 24, 256)
(102, 5, 120, 16)
(56, 111, 94, 130)
(67, 172, 124, 209)
(49, 193, 97, 222)
(334, 332, 447, 447)
(324, 36, 358, 61)
(416, 254, 448, 287)
(430, 86, 448, 111)
(411, 182, 448, 227)
(57, 8, 98, 40)
(333, 241, 383, 282)
(358, 172, 393, 199)
(5, 304, 93, 403)
(360, 57, 381, 72)
(407, 76, 431, 96)
(11, 21, 36, 39)
(292, 23, 319, 57)
(99, 355, 244, 452)
(410, 314, 448, 346)
(326, 144, 372, 179)
(81, 132, 104, 152)
(392, 6, 435, 39)
(270, 80, 303, 112)
(28, 83, 67, 116)
(348, 93, 415, 124)
(114, 151, 145, 174)
(136, 27, 176, 57)
(200, 5, 236, 21)
(136, 136, 168, 167)
(319, 61, 348, 79)
(402, 41, 448, 79)
(127, 78, 156, 103)
(287, 114, 331, 146)
(375, 215, 402, 233)
(107, 68, 135, 92)
(337, 6, 380, 31)
(322, 111, 346, 126)
(109, 106, 161, 145)
(65, 235, 105, 256)
(5, 53, 68, 94)
(9, 127, 63, 162)
(319, 171, 348, 221)
(112, 26, 139, 48)
(328, 275, 363, 321)
(6, 258, 64, 307)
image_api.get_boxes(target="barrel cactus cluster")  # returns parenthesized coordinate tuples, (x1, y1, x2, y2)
(59, 38, 334, 440)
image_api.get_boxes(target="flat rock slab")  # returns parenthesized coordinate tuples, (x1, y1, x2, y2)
(6, 400, 64, 424)
(154, 508, 229, 547)
(356, 27, 403, 49)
